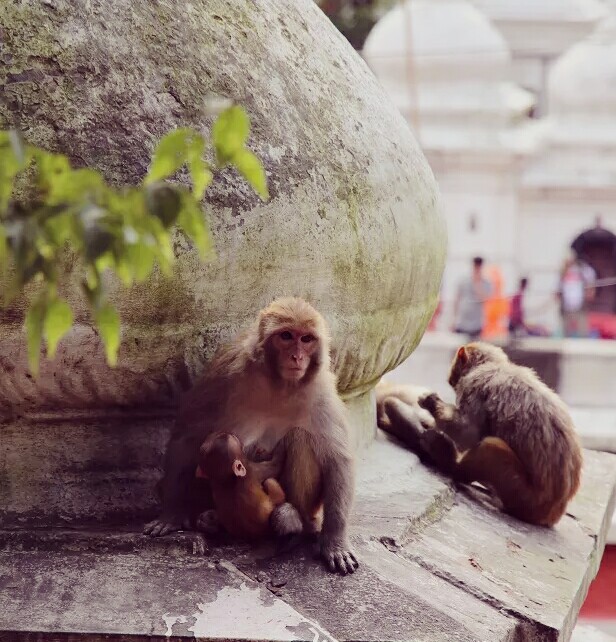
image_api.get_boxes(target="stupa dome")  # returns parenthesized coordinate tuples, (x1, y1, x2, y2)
(549, 16, 616, 122)
(363, 0, 534, 152)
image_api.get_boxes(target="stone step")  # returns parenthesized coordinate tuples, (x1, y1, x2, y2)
(1, 436, 615, 641)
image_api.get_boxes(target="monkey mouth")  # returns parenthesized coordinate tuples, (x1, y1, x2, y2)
(284, 367, 306, 377)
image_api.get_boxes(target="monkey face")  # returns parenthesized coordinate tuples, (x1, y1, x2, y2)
(268, 327, 320, 383)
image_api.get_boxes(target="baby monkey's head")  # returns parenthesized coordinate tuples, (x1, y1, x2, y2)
(448, 342, 509, 388)
(197, 432, 247, 481)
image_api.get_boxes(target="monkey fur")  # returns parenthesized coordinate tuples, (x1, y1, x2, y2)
(144, 297, 358, 575)
(380, 342, 582, 527)
(195, 432, 302, 540)
(376, 380, 435, 435)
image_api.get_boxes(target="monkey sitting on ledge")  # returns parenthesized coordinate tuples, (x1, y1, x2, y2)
(380, 342, 583, 527)
(144, 297, 358, 575)
(194, 432, 302, 540)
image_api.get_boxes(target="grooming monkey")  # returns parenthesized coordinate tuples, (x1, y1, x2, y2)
(144, 297, 358, 575)
(194, 432, 302, 540)
(381, 343, 582, 526)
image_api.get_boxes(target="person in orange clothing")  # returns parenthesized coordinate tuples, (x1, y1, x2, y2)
(481, 264, 509, 340)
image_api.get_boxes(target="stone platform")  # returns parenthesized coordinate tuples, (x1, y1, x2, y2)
(1, 434, 615, 641)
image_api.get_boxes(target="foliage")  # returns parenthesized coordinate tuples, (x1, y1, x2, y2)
(0, 105, 268, 374)
(316, 0, 396, 49)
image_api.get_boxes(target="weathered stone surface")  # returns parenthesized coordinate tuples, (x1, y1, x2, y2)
(0, 393, 370, 527)
(0, 0, 445, 442)
(0, 416, 168, 527)
(0, 535, 336, 641)
(1, 434, 614, 641)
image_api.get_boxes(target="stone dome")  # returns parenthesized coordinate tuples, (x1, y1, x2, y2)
(523, 15, 616, 191)
(0, 0, 445, 438)
(364, 0, 510, 83)
(363, 0, 534, 151)
(549, 16, 616, 122)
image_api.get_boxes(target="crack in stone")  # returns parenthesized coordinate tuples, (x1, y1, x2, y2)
(398, 484, 457, 546)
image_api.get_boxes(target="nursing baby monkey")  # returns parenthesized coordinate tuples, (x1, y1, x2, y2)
(195, 431, 303, 540)
(379, 342, 582, 526)
(144, 297, 358, 575)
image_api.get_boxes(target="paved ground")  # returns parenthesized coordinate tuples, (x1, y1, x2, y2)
(1, 434, 615, 641)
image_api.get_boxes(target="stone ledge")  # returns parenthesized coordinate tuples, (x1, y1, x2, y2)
(0, 434, 614, 641)
(394, 331, 616, 410)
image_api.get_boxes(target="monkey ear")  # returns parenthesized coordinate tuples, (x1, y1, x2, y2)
(232, 459, 247, 478)
(457, 346, 468, 364)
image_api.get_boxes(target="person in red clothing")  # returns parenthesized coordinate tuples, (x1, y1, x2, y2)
(509, 277, 549, 337)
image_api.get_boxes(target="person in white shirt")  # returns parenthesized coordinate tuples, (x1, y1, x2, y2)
(557, 252, 596, 338)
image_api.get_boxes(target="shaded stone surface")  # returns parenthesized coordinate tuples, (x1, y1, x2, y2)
(1, 434, 614, 641)
(0, 395, 373, 528)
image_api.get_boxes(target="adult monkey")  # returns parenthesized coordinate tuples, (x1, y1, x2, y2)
(381, 342, 582, 526)
(144, 297, 359, 575)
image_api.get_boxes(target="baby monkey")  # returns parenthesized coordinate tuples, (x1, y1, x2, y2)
(381, 342, 583, 526)
(196, 432, 302, 540)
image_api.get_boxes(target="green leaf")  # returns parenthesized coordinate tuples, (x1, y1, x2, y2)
(44, 298, 73, 358)
(177, 193, 212, 259)
(212, 106, 250, 164)
(188, 155, 213, 200)
(95, 303, 121, 366)
(126, 242, 155, 282)
(231, 148, 269, 200)
(146, 129, 205, 183)
(44, 167, 104, 205)
(145, 183, 182, 228)
(25, 298, 47, 376)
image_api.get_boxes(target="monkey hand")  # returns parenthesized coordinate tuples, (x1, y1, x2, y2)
(320, 535, 359, 575)
(143, 514, 191, 537)
(418, 392, 443, 415)
(195, 509, 221, 535)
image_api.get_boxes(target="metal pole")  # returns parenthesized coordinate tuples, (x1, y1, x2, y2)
(402, 0, 421, 141)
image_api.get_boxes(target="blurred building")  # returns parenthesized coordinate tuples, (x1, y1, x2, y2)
(469, 0, 607, 116)
(363, 0, 616, 332)
(520, 16, 616, 327)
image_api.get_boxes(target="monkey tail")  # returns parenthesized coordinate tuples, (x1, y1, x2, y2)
(270, 502, 303, 537)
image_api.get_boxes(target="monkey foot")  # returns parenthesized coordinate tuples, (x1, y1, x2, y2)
(143, 516, 191, 537)
(320, 542, 359, 575)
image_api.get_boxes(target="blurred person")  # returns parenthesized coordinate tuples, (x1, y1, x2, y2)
(509, 277, 549, 338)
(452, 256, 492, 340)
(482, 264, 509, 340)
(557, 252, 596, 338)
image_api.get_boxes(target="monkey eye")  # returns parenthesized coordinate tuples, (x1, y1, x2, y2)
(280, 331, 293, 341)
(301, 334, 315, 343)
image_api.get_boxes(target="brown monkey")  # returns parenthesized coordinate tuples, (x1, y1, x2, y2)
(195, 432, 302, 540)
(375, 380, 435, 433)
(381, 342, 582, 526)
(144, 297, 358, 575)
